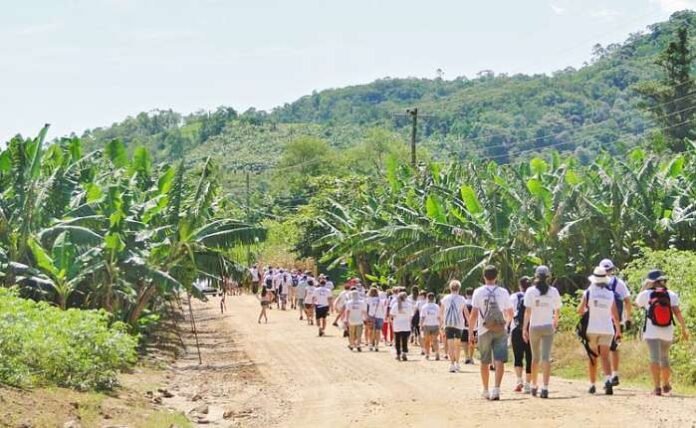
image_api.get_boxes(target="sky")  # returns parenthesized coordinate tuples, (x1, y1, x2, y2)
(1, 0, 695, 142)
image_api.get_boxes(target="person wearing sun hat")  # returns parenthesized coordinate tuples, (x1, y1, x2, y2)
(577, 266, 622, 395)
(599, 258, 632, 387)
(635, 269, 689, 396)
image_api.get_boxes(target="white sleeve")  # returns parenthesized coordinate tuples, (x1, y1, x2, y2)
(669, 291, 680, 307)
(635, 290, 649, 308)
(471, 290, 482, 311)
(499, 289, 513, 310)
(554, 289, 562, 310)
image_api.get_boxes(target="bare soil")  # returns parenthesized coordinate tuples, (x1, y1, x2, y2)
(170, 294, 696, 428)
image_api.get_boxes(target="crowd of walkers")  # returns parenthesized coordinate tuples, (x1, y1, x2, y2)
(248, 260, 689, 400)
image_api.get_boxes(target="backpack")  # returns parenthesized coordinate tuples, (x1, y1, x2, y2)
(514, 292, 525, 328)
(646, 288, 673, 328)
(482, 287, 506, 333)
(265, 277, 273, 288)
(292, 275, 299, 287)
(607, 277, 624, 319)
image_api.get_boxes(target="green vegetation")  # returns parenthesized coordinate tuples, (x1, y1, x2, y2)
(0, 288, 137, 390)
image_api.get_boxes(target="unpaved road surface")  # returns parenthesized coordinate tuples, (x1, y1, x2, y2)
(179, 295, 696, 427)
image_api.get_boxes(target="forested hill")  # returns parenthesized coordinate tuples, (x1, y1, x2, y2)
(80, 11, 696, 168)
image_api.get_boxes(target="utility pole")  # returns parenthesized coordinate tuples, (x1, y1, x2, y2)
(407, 108, 418, 167)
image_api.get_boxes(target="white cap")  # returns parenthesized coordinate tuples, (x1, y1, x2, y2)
(599, 259, 615, 271)
(535, 265, 551, 277)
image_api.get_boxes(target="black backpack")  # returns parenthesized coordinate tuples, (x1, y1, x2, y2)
(265, 277, 273, 288)
(514, 292, 525, 328)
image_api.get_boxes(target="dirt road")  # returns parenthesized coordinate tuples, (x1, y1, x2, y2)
(183, 295, 696, 427)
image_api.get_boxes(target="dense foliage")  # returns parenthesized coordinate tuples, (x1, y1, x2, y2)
(0, 126, 265, 328)
(0, 288, 137, 390)
(294, 148, 696, 292)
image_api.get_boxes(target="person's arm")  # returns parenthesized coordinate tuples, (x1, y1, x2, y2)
(611, 302, 622, 340)
(462, 301, 471, 324)
(522, 308, 532, 343)
(553, 307, 560, 331)
(468, 308, 479, 344)
(577, 294, 588, 315)
(673, 306, 690, 341)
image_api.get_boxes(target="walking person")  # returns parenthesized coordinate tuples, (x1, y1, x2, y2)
(297, 273, 308, 321)
(258, 287, 270, 323)
(249, 264, 260, 295)
(346, 290, 368, 351)
(522, 266, 562, 398)
(469, 265, 513, 401)
(382, 288, 395, 346)
(366, 287, 386, 351)
(463, 288, 476, 364)
(510, 277, 532, 393)
(577, 266, 622, 395)
(635, 269, 689, 396)
(441, 280, 470, 372)
(313, 278, 332, 336)
(289, 269, 299, 310)
(390, 292, 413, 361)
(599, 259, 632, 386)
(420, 292, 442, 360)
(304, 279, 316, 325)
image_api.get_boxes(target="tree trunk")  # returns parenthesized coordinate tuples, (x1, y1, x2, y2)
(128, 281, 157, 327)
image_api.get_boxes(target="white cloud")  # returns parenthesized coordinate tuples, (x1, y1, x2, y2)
(549, 1, 566, 15)
(650, 0, 696, 13)
(15, 22, 62, 36)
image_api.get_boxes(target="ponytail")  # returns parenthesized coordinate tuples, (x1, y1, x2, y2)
(398, 292, 407, 312)
(536, 274, 549, 295)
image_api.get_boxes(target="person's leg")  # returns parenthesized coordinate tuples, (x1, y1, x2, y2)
(394, 332, 403, 356)
(493, 333, 508, 389)
(432, 333, 439, 357)
(356, 325, 364, 350)
(511, 329, 524, 386)
(529, 328, 542, 389)
(611, 348, 620, 380)
(541, 331, 554, 391)
(478, 333, 493, 394)
(348, 325, 356, 347)
(660, 340, 672, 393)
(452, 332, 461, 363)
(646, 339, 661, 389)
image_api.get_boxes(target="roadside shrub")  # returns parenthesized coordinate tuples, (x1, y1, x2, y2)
(557, 293, 581, 333)
(623, 248, 696, 386)
(0, 288, 138, 390)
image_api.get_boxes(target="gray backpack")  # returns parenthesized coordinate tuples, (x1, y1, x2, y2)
(483, 287, 506, 333)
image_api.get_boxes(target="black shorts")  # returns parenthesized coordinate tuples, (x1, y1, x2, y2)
(315, 306, 329, 319)
(461, 329, 469, 343)
(445, 327, 463, 340)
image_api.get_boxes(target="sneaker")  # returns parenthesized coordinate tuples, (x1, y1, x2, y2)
(454, 362, 460, 372)
(662, 385, 672, 397)
(611, 375, 620, 386)
(489, 389, 500, 401)
(588, 385, 596, 394)
(421, 351, 425, 356)
(332, 321, 339, 327)
(425, 355, 430, 361)
(396, 354, 401, 361)
(465, 359, 474, 365)
(481, 391, 490, 400)
(531, 387, 538, 397)
(514, 383, 523, 393)
(540, 389, 549, 399)
(653, 387, 663, 396)
(449, 364, 457, 373)
(357, 347, 362, 352)
(401, 354, 408, 361)
(604, 381, 613, 395)
(523, 383, 532, 394)
(374, 347, 379, 352)
(435, 354, 440, 361)
(348, 346, 354, 351)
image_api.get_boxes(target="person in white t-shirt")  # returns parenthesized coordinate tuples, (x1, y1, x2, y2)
(313, 279, 333, 336)
(463, 288, 476, 365)
(635, 269, 689, 396)
(249, 265, 260, 295)
(304, 279, 316, 326)
(345, 290, 368, 352)
(390, 292, 413, 361)
(296, 274, 308, 321)
(522, 266, 562, 399)
(469, 265, 513, 401)
(366, 286, 387, 352)
(420, 292, 442, 360)
(577, 266, 622, 396)
(440, 280, 470, 373)
(599, 258, 632, 387)
(333, 283, 353, 337)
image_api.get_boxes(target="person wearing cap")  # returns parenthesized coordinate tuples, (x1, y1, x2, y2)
(522, 266, 562, 399)
(577, 266, 622, 395)
(345, 290, 368, 351)
(599, 258, 632, 387)
(635, 269, 689, 396)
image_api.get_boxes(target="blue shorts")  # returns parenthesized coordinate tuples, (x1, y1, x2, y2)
(370, 317, 384, 330)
